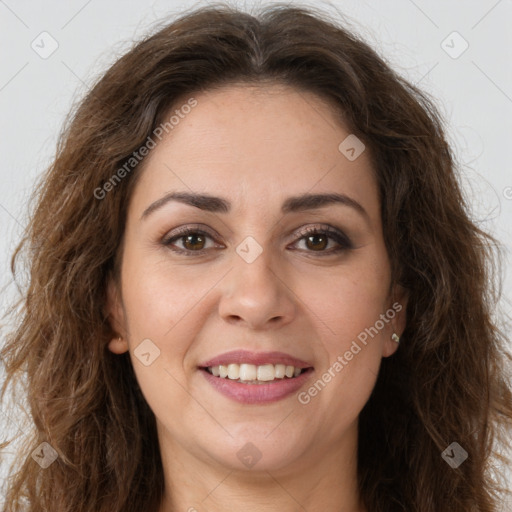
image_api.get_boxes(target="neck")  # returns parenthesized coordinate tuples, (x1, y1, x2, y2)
(156, 421, 365, 512)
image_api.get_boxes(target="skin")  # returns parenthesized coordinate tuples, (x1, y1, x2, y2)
(107, 84, 407, 512)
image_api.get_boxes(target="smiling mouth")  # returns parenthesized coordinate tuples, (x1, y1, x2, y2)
(201, 363, 313, 384)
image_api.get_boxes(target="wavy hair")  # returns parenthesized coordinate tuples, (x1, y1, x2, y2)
(1, 3, 511, 511)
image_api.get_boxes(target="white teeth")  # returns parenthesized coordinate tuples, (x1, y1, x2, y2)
(227, 363, 239, 380)
(206, 363, 306, 382)
(239, 363, 257, 381)
(274, 364, 286, 378)
(257, 364, 275, 381)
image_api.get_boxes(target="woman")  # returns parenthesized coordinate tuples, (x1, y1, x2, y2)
(1, 3, 511, 511)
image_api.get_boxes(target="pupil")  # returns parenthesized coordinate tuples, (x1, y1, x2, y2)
(184, 234, 204, 250)
(306, 234, 327, 251)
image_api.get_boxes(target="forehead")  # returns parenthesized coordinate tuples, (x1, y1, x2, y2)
(130, 84, 379, 220)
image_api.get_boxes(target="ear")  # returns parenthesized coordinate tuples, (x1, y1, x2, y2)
(105, 274, 129, 354)
(382, 284, 408, 358)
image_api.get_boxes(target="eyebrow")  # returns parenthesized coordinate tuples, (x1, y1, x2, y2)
(140, 191, 370, 223)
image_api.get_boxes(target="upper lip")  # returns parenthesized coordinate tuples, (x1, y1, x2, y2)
(199, 350, 313, 369)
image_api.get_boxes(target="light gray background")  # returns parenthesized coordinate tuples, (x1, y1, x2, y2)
(1, 0, 511, 504)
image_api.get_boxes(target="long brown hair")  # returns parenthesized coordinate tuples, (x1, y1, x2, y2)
(2, 3, 511, 511)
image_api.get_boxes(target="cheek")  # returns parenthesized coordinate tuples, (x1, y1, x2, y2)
(297, 251, 390, 346)
(297, 272, 386, 429)
(294, 248, 390, 411)
(121, 246, 212, 339)
(120, 254, 213, 420)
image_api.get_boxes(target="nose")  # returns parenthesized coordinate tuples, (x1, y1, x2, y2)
(218, 248, 297, 331)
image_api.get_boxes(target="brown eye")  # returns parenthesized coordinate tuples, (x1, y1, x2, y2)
(162, 227, 220, 255)
(305, 233, 328, 251)
(292, 225, 354, 255)
(182, 233, 206, 251)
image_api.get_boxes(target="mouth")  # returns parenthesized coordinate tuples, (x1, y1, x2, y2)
(198, 350, 314, 404)
(201, 363, 312, 384)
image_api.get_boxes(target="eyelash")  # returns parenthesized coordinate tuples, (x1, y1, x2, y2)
(161, 224, 353, 257)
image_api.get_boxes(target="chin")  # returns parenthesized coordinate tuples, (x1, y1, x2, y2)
(204, 426, 308, 473)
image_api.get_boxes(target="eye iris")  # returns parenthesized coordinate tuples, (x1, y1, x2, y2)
(183, 233, 205, 250)
(306, 234, 328, 251)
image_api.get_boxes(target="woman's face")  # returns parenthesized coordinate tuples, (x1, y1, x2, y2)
(107, 84, 406, 475)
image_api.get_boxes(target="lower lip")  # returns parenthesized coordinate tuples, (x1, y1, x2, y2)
(200, 368, 314, 404)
